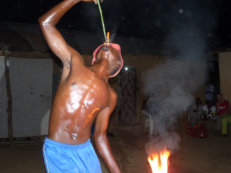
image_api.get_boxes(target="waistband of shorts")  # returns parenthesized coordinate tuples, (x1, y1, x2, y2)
(44, 137, 91, 149)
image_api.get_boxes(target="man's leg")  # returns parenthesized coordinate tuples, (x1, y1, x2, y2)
(221, 115, 231, 135)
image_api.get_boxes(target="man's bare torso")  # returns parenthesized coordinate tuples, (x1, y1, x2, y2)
(39, 1, 122, 171)
(48, 56, 112, 145)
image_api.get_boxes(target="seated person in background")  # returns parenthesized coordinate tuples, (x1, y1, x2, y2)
(202, 100, 216, 120)
(215, 93, 230, 135)
(141, 95, 158, 136)
(142, 95, 158, 116)
(205, 82, 215, 103)
(188, 97, 203, 127)
(221, 114, 231, 136)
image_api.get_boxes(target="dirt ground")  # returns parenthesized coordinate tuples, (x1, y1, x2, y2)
(1, 124, 231, 173)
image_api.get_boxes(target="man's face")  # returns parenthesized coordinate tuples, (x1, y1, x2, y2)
(96, 45, 121, 75)
(96, 45, 118, 59)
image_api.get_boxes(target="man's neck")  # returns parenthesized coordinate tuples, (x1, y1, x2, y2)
(90, 66, 108, 81)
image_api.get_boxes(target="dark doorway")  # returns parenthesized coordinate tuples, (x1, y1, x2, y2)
(206, 59, 220, 103)
(117, 66, 137, 124)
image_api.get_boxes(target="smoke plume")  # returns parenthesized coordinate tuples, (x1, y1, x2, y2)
(142, 0, 218, 154)
(143, 60, 205, 153)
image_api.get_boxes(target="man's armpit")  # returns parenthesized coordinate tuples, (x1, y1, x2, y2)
(63, 59, 71, 69)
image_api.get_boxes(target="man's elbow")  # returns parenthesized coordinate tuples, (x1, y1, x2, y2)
(38, 16, 50, 27)
(38, 16, 44, 24)
(94, 132, 107, 143)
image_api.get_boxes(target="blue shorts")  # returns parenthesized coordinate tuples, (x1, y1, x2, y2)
(43, 138, 102, 173)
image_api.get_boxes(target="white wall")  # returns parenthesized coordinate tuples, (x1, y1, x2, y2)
(5, 57, 53, 137)
(0, 56, 8, 138)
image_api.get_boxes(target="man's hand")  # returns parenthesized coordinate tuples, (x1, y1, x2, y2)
(81, 0, 103, 5)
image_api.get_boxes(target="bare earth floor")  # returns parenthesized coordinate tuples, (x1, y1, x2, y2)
(1, 125, 231, 173)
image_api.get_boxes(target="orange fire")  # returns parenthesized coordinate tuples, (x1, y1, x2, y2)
(107, 32, 110, 43)
(148, 148, 171, 173)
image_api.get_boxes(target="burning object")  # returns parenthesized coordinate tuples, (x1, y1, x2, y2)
(148, 148, 171, 173)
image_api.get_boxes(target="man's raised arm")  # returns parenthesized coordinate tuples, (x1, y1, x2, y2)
(38, 0, 98, 66)
(94, 90, 121, 173)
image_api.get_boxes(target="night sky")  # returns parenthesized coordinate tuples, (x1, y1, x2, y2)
(0, 0, 231, 50)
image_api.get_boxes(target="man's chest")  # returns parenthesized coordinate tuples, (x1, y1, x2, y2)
(67, 78, 109, 109)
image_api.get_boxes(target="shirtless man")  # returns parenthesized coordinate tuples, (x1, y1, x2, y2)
(39, 0, 123, 172)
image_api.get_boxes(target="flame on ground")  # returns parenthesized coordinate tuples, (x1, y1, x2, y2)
(148, 148, 171, 173)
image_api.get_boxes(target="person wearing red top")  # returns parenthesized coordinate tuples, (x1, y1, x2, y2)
(215, 93, 230, 134)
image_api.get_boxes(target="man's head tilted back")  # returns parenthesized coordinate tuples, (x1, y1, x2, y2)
(92, 43, 124, 78)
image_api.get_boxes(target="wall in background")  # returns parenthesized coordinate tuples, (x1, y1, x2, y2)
(0, 54, 53, 138)
(0, 56, 8, 138)
(219, 52, 231, 103)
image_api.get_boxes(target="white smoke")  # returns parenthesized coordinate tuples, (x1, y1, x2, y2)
(142, 59, 205, 154)
(142, 0, 218, 155)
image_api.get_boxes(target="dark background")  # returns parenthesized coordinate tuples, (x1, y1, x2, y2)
(0, 0, 230, 51)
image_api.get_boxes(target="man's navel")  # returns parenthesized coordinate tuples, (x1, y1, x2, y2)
(71, 133, 78, 141)
(71, 82, 77, 89)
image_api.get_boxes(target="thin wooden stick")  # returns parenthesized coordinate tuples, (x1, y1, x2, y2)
(97, 0, 107, 42)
